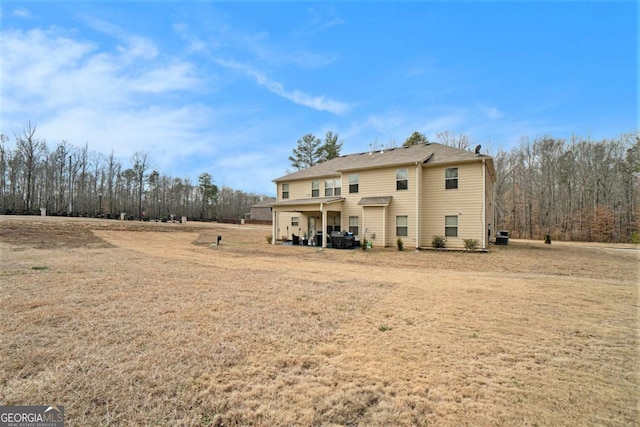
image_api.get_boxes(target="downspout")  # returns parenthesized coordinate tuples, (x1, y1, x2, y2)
(415, 162, 420, 249)
(362, 206, 366, 243)
(383, 206, 387, 247)
(482, 158, 486, 250)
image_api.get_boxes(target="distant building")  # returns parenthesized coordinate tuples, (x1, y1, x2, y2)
(249, 197, 276, 222)
(271, 143, 495, 249)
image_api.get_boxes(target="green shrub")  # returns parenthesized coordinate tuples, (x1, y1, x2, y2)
(396, 237, 404, 251)
(432, 235, 446, 249)
(631, 232, 640, 244)
(265, 235, 273, 244)
(463, 238, 479, 251)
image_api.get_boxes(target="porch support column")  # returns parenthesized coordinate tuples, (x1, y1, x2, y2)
(272, 209, 277, 245)
(321, 203, 327, 249)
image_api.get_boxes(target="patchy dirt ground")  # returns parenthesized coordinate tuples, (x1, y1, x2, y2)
(1, 216, 638, 426)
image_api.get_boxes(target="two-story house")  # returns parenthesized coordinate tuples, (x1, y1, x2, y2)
(270, 142, 496, 250)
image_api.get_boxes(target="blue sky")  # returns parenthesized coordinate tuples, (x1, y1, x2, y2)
(1, 1, 637, 195)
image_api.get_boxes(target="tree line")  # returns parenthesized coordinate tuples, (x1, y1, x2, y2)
(0, 123, 266, 221)
(493, 133, 639, 242)
(2, 123, 638, 241)
(289, 129, 640, 243)
(402, 130, 639, 243)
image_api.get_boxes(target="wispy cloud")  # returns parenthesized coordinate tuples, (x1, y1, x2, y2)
(339, 108, 466, 152)
(174, 15, 336, 69)
(478, 103, 504, 120)
(82, 15, 159, 59)
(129, 62, 200, 93)
(215, 58, 349, 114)
(1, 17, 314, 194)
(295, 6, 345, 38)
(418, 113, 466, 137)
(12, 8, 32, 19)
(40, 104, 216, 164)
(173, 14, 342, 112)
(2, 28, 200, 112)
(1, 26, 207, 164)
(173, 22, 208, 53)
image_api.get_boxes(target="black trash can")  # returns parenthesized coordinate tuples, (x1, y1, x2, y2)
(315, 231, 323, 247)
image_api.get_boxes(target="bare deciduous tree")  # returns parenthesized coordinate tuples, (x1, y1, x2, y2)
(1, 122, 637, 240)
(131, 152, 149, 219)
(15, 122, 46, 210)
(435, 131, 471, 151)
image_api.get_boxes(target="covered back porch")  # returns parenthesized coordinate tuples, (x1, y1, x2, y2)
(270, 197, 344, 248)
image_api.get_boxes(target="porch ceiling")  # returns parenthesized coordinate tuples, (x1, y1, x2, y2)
(271, 196, 344, 212)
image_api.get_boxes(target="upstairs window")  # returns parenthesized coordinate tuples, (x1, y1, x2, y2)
(445, 168, 458, 189)
(396, 168, 408, 191)
(325, 178, 341, 196)
(325, 179, 334, 196)
(311, 181, 319, 198)
(445, 215, 458, 237)
(349, 174, 359, 193)
(282, 183, 289, 199)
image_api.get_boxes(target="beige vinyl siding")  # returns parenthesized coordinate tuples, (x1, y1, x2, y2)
(275, 212, 297, 240)
(421, 162, 484, 248)
(273, 145, 495, 249)
(276, 211, 320, 241)
(340, 206, 363, 241)
(386, 167, 416, 247)
(273, 184, 319, 239)
(342, 168, 389, 246)
(274, 178, 342, 243)
(341, 166, 417, 247)
(361, 206, 384, 245)
(277, 180, 314, 201)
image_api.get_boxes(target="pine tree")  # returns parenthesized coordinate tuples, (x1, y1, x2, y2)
(403, 131, 429, 147)
(289, 134, 322, 170)
(318, 131, 343, 162)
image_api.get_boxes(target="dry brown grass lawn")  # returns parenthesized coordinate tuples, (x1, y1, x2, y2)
(1, 216, 638, 426)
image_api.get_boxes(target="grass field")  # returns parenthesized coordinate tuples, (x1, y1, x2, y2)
(1, 216, 638, 426)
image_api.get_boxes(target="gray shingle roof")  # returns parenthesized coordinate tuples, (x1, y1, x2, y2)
(274, 142, 492, 182)
(358, 196, 393, 206)
(270, 196, 344, 208)
(251, 197, 276, 208)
